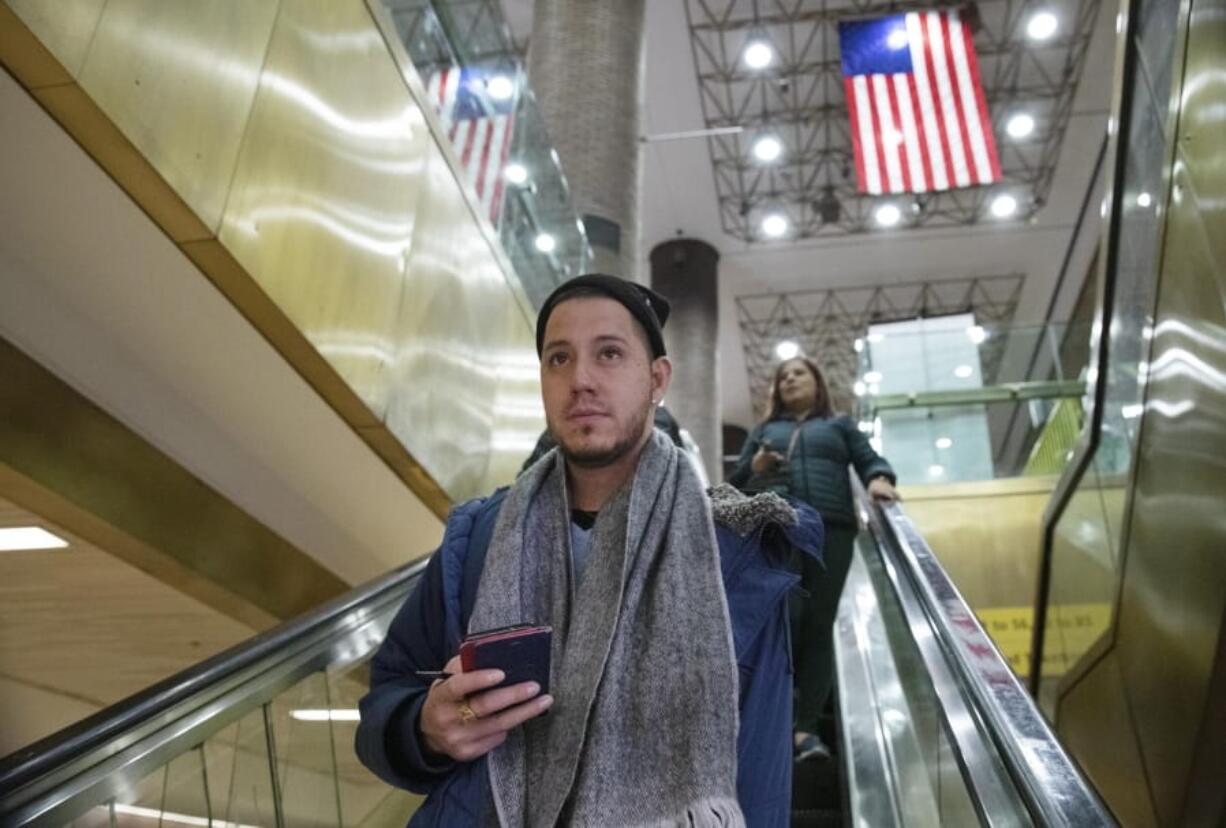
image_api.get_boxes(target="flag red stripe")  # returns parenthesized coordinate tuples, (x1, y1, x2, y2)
(919, 14, 957, 190)
(473, 117, 496, 203)
(961, 15, 1002, 180)
(906, 74, 935, 191)
(844, 76, 870, 194)
(939, 12, 977, 186)
(885, 77, 912, 193)
(867, 78, 890, 194)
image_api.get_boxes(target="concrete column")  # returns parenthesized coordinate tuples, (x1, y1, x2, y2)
(527, 0, 644, 279)
(650, 239, 720, 482)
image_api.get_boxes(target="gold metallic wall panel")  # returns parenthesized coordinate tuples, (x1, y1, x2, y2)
(4, 0, 105, 80)
(384, 142, 531, 501)
(900, 478, 1055, 610)
(0, 337, 348, 625)
(1058, 652, 1158, 826)
(220, 0, 431, 422)
(76, 0, 280, 231)
(1112, 150, 1226, 822)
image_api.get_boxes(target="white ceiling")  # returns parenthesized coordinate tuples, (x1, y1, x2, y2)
(506, 0, 1117, 429)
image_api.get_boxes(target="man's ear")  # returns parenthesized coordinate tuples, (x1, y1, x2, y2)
(650, 356, 672, 404)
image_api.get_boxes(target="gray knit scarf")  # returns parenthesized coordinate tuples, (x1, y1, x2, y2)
(469, 429, 744, 827)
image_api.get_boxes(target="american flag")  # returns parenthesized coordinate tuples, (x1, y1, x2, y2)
(425, 68, 516, 224)
(839, 10, 1001, 195)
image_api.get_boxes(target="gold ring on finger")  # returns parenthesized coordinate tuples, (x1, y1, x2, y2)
(456, 700, 478, 724)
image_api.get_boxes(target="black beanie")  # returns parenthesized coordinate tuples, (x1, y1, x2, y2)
(535, 274, 671, 359)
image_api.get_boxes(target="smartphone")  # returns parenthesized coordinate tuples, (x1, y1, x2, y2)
(459, 624, 552, 693)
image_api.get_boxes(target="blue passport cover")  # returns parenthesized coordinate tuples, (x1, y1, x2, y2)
(460, 625, 552, 693)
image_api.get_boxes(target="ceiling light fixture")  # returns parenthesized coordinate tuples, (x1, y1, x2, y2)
(743, 40, 774, 70)
(291, 709, 361, 722)
(534, 233, 556, 253)
(504, 163, 528, 185)
(1027, 11, 1058, 41)
(935, 437, 953, 449)
(990, 194, 1018, 218)
(954, 364, 974, 378)
(853, 381, 867, 397)
(875, 204, 902, 227)
(1006, 113, 1035, 138)
(966, 325, 988, 344)
(775, 340, 800, 360)
(486, 75, 515, 100)
(929, 464, 945, 477)
(752, 135, 783, 163)
(1136, 192, 1153, 208)
(761, 213, 789, 237)
(0, 527, 68, 552)
(863, 370, 883, 384)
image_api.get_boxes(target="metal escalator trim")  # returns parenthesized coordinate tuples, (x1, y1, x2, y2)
(835, 550, 914, 828)
(858, 501, 1033, 828)
(869, 498, 1116, 827)
(0, 557, 428, 823)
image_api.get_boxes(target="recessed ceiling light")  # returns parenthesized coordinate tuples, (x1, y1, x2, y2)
(291, 709, 361, 722)
(775, 340, 800, 360)
(0, 527, 68, 552)
(1136, 192, 1152, 208)
(935, 437, 953, 449)
(534, 233, 556, 253)
(1006, 113, 1035, 138)
(1027, 11, 1058, 41)
(486, 75, 515, 100)
(743, 40, 774, 69)
(853, 338, 864, 353)
(504, 163, 528, 185)
(929, 464, 945, 477)
(875, 204, 902, 227)
(966, 325, 988, 344)
(112, 804, 260, 828)
(864, 370, 883, 384)
(991, 194, 1018, 218)
(954, 364, 974, 378)
(867, 333, 885, 343)
(761, 213, 789, 237)
(853, 381, 867, 396)
(752, 135, 783, 162)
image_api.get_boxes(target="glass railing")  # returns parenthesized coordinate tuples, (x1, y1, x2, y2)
(1031, 0, 1182, 711)
(853, 322, 1092, 484)
(0, 562, 427, 828)
(837, 485, 1115, 826)
(377, 0, 591, 307)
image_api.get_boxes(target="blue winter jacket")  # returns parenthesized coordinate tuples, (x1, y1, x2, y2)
(355, 488, 823, 827)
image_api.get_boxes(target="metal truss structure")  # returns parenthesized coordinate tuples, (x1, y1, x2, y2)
(735, 273, 1025, 413)
(684, 0, 1102, 240)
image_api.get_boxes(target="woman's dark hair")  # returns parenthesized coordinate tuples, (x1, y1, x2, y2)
(764, 356, 834, 422)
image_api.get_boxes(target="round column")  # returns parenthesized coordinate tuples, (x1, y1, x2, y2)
(528, 0, 645, 279)
(650, 239, 721, 482)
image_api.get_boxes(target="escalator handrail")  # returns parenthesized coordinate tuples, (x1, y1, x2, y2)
(862, 494, 1115, 827)
(0, 556, 428, 798)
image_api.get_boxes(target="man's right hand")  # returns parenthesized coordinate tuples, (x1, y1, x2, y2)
(419, 656, 554, 762)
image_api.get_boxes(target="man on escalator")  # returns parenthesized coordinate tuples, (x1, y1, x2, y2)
(355, 274, 823, 827)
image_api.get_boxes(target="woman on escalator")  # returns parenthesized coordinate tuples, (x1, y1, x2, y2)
(728, 356, 899, 763)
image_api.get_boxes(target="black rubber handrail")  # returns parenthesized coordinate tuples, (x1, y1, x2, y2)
(0, 557, 428, 795)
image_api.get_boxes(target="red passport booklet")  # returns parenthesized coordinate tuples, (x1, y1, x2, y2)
(459, 624, 552, 693)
